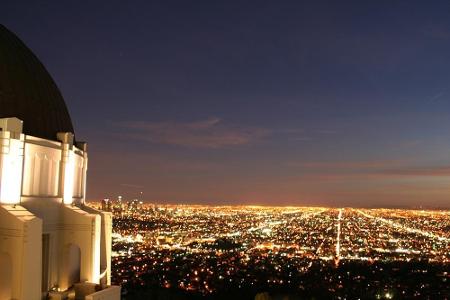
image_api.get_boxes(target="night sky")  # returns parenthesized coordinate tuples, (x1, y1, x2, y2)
(3, 1, 450, 207)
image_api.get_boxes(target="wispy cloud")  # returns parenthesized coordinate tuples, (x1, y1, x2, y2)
(288, 160, 404, 170)
(120, 183, 144, 189)
(429, 91, 445, 101)
(315, 129, 337, 135)
(288, 160, 450, 181)
(290, 137, 312, 142)
(381, 166, 450, 177)
(115, 117, 270, 149)
(277, 128, 336, 142)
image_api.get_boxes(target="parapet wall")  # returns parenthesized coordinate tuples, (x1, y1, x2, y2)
(0, 117, 87, 205)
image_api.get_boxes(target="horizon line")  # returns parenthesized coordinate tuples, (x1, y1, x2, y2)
(86, 200, 450, 210)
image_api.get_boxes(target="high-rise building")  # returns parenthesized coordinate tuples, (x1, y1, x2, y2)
(0, 25, 120, 299)
(127, 199, 140, 213)
(101, 199, 112, 212)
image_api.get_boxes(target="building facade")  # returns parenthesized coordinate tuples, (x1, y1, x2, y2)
(0, 25, 120, 300)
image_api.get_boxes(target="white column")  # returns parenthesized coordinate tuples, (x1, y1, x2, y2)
(0, 118, 24, 204)
(77, 142, 88, 204)
(58, 132, 75, 205)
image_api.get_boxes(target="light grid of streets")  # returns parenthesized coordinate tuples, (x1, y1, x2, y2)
(101, 204, 449, 296)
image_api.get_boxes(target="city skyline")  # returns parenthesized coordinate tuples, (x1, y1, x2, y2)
(3, 1, 450, 207)
(98, 202, 450, 299)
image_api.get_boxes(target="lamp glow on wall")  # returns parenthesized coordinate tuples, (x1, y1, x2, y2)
(63, 150, 75, 204)
(0, 138, 23, 204)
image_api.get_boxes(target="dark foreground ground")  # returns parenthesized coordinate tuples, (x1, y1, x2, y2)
(120, 260, 449, 300)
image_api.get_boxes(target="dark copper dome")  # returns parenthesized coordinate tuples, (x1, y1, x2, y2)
(0, 24, 74, 141)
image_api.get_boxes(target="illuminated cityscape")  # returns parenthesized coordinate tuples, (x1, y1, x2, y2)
(4, 2, 450, 299)
(90, 200, 449, 299)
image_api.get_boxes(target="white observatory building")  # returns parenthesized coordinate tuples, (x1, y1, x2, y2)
(0, 25, 120, 300)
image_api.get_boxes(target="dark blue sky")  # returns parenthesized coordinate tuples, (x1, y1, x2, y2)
(3, 1, 450, 207)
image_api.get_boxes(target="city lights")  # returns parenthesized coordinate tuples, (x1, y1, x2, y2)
(90, 200, 450, 298)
